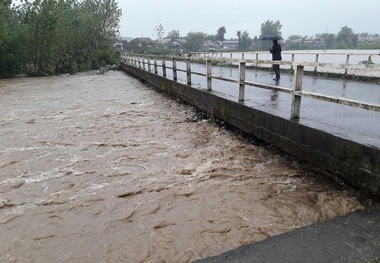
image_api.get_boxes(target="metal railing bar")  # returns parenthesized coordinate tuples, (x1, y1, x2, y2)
(298, 91, 380, 112)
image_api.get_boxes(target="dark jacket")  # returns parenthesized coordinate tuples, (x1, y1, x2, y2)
(270, 42, 282, 61)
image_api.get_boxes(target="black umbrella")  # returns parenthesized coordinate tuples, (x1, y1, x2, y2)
(260, 35, 283, 41)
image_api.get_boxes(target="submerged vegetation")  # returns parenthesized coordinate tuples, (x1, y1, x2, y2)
(0, 0, 121, 77)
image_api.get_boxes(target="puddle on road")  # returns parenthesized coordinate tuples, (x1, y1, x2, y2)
(0, 71, 372, 262)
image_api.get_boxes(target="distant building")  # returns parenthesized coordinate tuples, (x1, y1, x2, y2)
(162, 38, 183, 47)
(116, 36, 134, 42)
(204, 40, 219, 50)
(113, 42, 124, 51)
(222, 40, 238, 49)
(135, 37, 154, 44)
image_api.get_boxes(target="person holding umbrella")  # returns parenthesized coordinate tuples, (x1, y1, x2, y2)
(269, 39, 282, 81)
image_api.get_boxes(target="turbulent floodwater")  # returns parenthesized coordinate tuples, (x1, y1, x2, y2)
(0, 71, 371, 262)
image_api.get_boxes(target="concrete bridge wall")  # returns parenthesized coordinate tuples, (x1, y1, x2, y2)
(120, 63, 380, 195)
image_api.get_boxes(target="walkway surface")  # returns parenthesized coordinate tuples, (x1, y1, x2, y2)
(170, 64, 380, 148)
(194, 204, 380, 263)
(168, 66, 380, 262)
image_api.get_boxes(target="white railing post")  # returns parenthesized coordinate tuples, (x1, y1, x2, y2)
(291, 54, 295, 71)
(242, 53, 245, 59)
(291, 65, 304, 119)
(186, 58, 191, 85)
(138, 57, 141, 68)
(207, 59, 212, 91)
(256, 53, 259, 67)
(345, 54, 350, 75)
(147, 58, 151, 72)
(239, 61, 246, 102)
(314, 54, 319, 72)
(154, 58, 158, 74)
(173, 58, 177, 81)
(162, 59, 166, 77)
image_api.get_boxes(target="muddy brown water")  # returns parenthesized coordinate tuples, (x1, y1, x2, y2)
(0, 71, 371, 262)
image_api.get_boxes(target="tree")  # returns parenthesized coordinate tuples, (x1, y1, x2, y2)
(335, 26, 357, 48)
(288, 35, 303, 41)
(286, 35, 306, 50)
(236, 31, 241, 39)
(184, 31, 206, 52)
(79, 0, 121, 69)
(258, 20, 282, 50)
(23, 0, 62, 74)
(260, 20, 282, 37)
(6, 0, 122, 76)
(154, 21, 165, 44)
(237, 30, 252, 50)
(359, 32, 369, 39)
(0, 0, 28, 77)
(167, 30, 180, 40)
(319, 33, 336, 49)
(217, 26, 226, 42)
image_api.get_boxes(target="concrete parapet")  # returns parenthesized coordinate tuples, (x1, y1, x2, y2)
(120, 64, 380, 195)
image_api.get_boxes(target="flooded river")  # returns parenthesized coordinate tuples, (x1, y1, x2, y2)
(0, 71, 370, 262)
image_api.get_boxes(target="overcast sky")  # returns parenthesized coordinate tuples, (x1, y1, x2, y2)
(119, 0, 379, 39)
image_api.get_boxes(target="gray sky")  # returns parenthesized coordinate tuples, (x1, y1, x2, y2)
(119, 0, 379, 39)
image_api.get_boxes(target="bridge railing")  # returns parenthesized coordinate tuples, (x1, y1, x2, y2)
(191, 51, 380, 75)
(121, 54, 380, 120)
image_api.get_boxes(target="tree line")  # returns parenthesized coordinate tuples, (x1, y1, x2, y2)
(127, 20, 380, 54)
(0, 0, 121, 78)
(253, 21, 379, 50)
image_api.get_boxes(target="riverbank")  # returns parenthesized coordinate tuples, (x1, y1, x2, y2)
(194, 204, 380, 263)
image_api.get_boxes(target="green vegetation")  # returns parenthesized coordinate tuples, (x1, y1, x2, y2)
(124, 19, 380, 55)
(4, 0, 376, 74)
(184, 32, 207, 52)
(216, 26, 226, 42)
(237, 30, 252, 50)
(0, 0, 121, 78)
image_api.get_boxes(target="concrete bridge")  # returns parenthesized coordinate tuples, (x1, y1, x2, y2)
(120, 53, 380, 262)
(120, 53, 380, 196)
